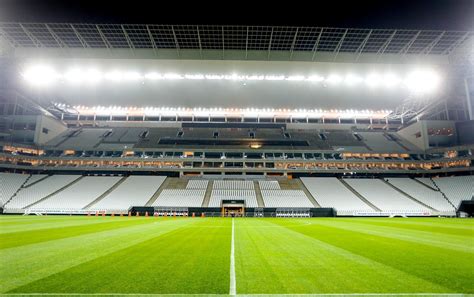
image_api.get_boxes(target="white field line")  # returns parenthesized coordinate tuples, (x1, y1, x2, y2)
(230, 217, 237, 295)
(0, 293, 468, 296)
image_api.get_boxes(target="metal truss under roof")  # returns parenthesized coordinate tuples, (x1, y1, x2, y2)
(0, 23, 472, 58)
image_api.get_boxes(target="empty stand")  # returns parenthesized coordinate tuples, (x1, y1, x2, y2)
(386, 178, 455, 213)
(261, 190, 313, 208)
(90, 176, 166, 212)
(431, 176, 474, 207)
(301, 177, 375, 214)
(152, 189, 206, 207)
(0, 173, 29, 206)
(6, 175, 81, 209)
(344, 179, 430, 213)
(30, 176, 121, 211)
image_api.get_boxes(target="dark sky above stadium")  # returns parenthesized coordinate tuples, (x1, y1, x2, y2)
(0, 0, 473, 30)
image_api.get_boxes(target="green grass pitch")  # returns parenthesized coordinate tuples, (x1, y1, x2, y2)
(0, 216, 473, 296)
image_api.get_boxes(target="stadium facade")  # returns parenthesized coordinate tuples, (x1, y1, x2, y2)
(0, 23, 473, 217)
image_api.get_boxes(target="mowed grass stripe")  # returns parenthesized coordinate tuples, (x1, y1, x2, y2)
(275, 218, 474, 293)
(0, 217, 160, 249)
(303, 219, 473, 253)
(8, 218, 231, 295)
(338, 217, 474, 236)
(0, 218, 195, 293)
(234, 219, 450, 294)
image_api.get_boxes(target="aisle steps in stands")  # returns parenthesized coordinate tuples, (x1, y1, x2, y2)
(3, 175, 32, 208)
(145, 177, 171, 206)
(254, 181, 265, 207)
(201, 180, 214, 207)
(339, 178, 381, 212)
(295, 179, 320, 207)
(24, 176, 84, 209)
(430, 178, 457, 210)
(382, 178, 437, 211)
(84, 176, 128, 209)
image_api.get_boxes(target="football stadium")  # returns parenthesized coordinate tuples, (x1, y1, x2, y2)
(0, 9, 474, 296)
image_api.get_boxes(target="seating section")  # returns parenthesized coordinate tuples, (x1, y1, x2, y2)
(209, 189, 258, 207)
(0, 173, 29, 206)
(258, 180, 281, 190)
(152, 189, 206, 207)
(301, 177, 375, 214)
(6, 175, 81, 209)
(91, 176, 166, 211)
(432, 176, 474, 207)
(30, 176, 121, 211)
(344, 179, 430, 212)
(261, 190, 313, 208)
(416, 178, 438, 190)
(24, 174, 48, 186)
(213, 180, 254, 190)
(187, 180, 209, 189)
(386, 178, 454, 213)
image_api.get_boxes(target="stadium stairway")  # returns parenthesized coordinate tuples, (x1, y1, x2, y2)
(413, 178, 438, 191)
(84, 176, 129, 209)
(254, 181, 266, 207)
(3, 174, 33, 208)
(22, 175, 50, 189)
(23, 176, 84, 209)
(430, 178, 458, 210)
(338, 178, 381, 212)
(294, 179, 320, 207)
(382, 178, 438, 212)
(145, 177, 172, 206)
(200, 180, 214, 207)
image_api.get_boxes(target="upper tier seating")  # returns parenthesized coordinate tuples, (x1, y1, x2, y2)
(30, 176, 121, 211)
(23, 174, 48, 186)
(152, 189, 206, 207)
(91, 176, 166, 211)
(209, 189, 258, 207)
(0, 173, 29, 206)
(261, 190, 313, 208)
(344, 179, 430, 212)
(47, 128, 110, 148)
(6, 175, 81, 209)
(386, 178, 454, 213)
(213, 180, 254, 190)
(416, 178, 438, 190)
(258, 180, 281, 190)
(300, 177, 375, 214)
(431, 176, 474, 207)
(186, 180, 209, 189)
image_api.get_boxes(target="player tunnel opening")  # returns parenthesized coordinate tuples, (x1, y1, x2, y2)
(222, 200, 245, 217)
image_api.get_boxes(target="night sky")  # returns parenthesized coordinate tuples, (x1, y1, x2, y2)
(0, 0, 473, 30)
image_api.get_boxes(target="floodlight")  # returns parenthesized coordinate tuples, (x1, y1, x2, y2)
(365, 73, 382, 88)
(326, 74, 342, 84)
(306, 75, 324, 82)
(404, 69, 440, 93)
(344, 74, 363, 86)
(23, 65, 60, 86)
(145, 72, 163, 80)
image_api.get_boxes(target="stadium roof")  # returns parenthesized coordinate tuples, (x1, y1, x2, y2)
(1, 23, 472, 62)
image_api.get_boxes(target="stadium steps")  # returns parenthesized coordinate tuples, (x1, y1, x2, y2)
(429, 178, 457, 210)
(339, 178, 381, 212)
(145, 177, 171, 206)
(253, 181, 265, 207)
(83, 176, 129, 209)
(201, 180, 214, 207)
(3, 174, 33, 208)
(22, 175, 50, 188)
(294, 179, 321, 207)
(382, 178, 438, 211)
(413, 178, 438, 191)
(23, 176, 84, 209)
